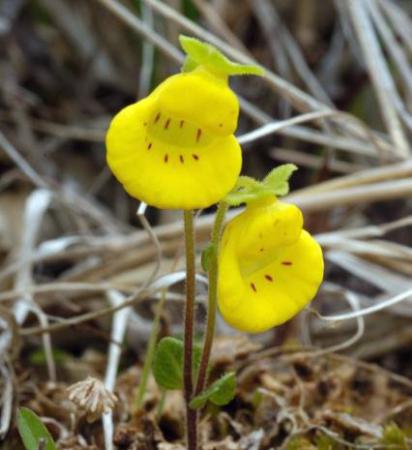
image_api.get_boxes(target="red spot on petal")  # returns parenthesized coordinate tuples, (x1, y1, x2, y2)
(180, 120, 184, 128)
(192, 154, 199, 161)
(179, 155, 184, 164)
(282, 261, 292, 266)
(164, 118, 171, 129)
(196, 128, 202, 142)
(265, 274, 273, 282)
(154, 112, 161, 123)
(164, 154, 169, 163)
(147, 142, 152, 150)
(250, 283, 257, 292)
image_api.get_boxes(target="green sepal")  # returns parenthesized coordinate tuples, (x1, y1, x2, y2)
(180, 35, 264, 77)
(152, 337, 202, 390)
(17, 408, 57, 450)
(190, 372, 236, 409)
(225, 164, 297, 206)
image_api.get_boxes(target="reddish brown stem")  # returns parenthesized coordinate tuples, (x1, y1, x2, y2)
(183, 210, 197, 450)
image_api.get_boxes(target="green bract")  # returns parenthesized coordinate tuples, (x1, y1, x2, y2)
(225, 163, 298, 206)
(180, 35, 264, 77)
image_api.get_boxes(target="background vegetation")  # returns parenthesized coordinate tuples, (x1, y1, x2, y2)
(0, 0, 411, 448)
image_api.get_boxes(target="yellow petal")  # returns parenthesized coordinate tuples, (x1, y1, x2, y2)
(106, 70, 242, 210)
(218, 200, 323, 333)
(221, 200, 304, 276)
(156, 69, 239, 136)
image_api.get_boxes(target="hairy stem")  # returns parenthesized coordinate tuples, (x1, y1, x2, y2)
(183, 210, 197, 450)
(195, 202, 228, 396)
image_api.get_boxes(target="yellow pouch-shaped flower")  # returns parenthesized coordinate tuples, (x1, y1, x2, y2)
(218, 198, 323, 333)
(106, 36, 263, 210)
(106, 69, 241, 209)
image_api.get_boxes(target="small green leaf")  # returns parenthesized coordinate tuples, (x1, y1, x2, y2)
(262, 164, 298, 196)
(224, 176, 269, 206)
(179, 35, 264, 77)
(225, 186, 272, 206)
(224, 165, 298, 206)
(190, 372, 236, 409)
(17, 408, 57, 450)
(152, 337, 201, 390)
(209, 372, 236, 405)
(152, 337, 184, 390)
(234, 176, 262, 190)
(201, 243, 216, 272)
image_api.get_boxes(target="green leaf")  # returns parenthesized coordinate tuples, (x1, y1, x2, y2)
(179, 35, 264, 77)
(225, 186, 272, 207)
(17, 408, 57, 450)
(224, 165, 298, 206)
(262, 164, 298, 196)
(224, 176, 269, 206)
(234, 176, 262, 190)
(190, 372, 236, 409)
(152, 337, 202, 390)
(152, 337, 184, 390)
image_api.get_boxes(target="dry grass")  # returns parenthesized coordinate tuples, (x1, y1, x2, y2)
(0, 0, 411, 448)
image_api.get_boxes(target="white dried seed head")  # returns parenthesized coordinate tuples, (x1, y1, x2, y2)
(66, 377, 117, 422)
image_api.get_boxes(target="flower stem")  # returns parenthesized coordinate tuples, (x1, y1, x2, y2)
(183, 210, 197, 450)
(195, 202, 228, 396)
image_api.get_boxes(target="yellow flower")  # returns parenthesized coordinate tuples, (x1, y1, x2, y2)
(106, 36, 263, 210)
(218, 197, 323, 333)
(106, 66, 241, 209)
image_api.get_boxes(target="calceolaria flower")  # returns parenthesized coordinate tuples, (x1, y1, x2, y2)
(106, 36, 263, 210)
(218, 197, 323, 333)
